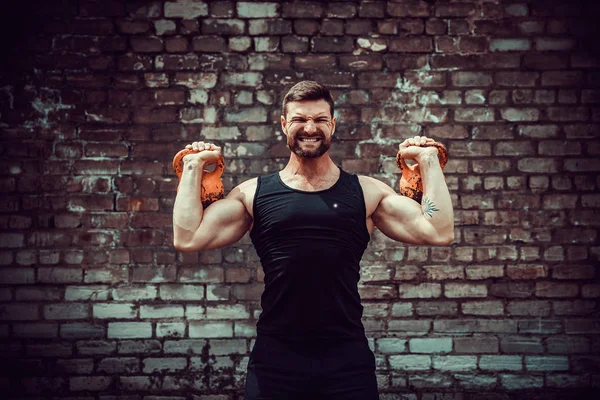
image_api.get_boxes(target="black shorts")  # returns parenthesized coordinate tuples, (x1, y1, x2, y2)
(244, 333, 379, 400)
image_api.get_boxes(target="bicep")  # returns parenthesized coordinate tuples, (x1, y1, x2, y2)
(187, 194, 252, 251)
(372, 191, 441, 246)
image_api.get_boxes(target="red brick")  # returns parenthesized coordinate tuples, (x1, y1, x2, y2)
(538, 140, 582, 156)
(165, 37, 189, 53)
(377, 20, 398, 35)
(130, 37, 163, 53)
(133, 107, 178, 124)
(507, 264, 548, 280)
(444, 283, 487, 298)
(451, 71, 493, 87)
(483, 211, 521, 226)
(564, 158, 600, 172)
(564, 124, 600, 138)
(507, 301, 551, 316)
(389, 37, 432, 53)
(462, 300, 504, 316)
(387, 1, 430, 17)
(84, 107, 130, 123)
(582, 284, 600, 298)
(554, 300, 596, 316)
(425, 125, 468, 139)
(494, 141, 535, 156)
(524, 54, 569, 69)
(359, 2, 384, 18)
(517, 158, 559, 173)
(455, 337, 499, 353)
(394, 265, 419, 280)
(449, 141, 491, 157)
(570, 210, 600, 227)
(117, 20, 151, 34)
(436, 2, 477, 17)
(496, 72, 539, 87)
(435, 36, 458, 53)
(192, 36, 226, 52)
(294, 55, 336, 69)
(311, 37, 354, 52)
(208, 1, 234, 18)
(542, 71, 584, 87)
(449, 20, 469, 35)
(536, 282, 579, 298)
(393, 22, 423, 37)
(490, 282, 535, 298)
(120, 162, 164, 176)
(415, 301, 457, 316)
(472, 125, 514, 140)
(282, 2, 323, 18)
(423, 266, 464, 280)
(472, 159, 511, 174)
(431, 54, 477, 70)
(292, 19, 320, 35)
(478, 54, 521, 69)
(536, 38, 576, 51)
(542, 194, 578, 209)
(338, 55, 383, 71)
(552, 265, 595, 280)
(85, 143, 128, 158)
(460, 36, 488, 53)
(554, 228, 597, 244)
(466, 265, 504, 280)
(345, 20, 373, 35)
(357, 72, 401, 88)
(548, 107, 591, 121)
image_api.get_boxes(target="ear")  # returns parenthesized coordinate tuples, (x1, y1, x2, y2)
(280, 115, 288, 136)
(331, 116, 336, 136)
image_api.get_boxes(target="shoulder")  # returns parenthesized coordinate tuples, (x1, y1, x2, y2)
(232, 177, 258, 199)
(357, 175, 396, 195)
(356, 175, 398, 216)
(226, 177, 258, 218)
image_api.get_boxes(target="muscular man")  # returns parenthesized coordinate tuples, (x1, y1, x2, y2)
(173, 81, 454, 399)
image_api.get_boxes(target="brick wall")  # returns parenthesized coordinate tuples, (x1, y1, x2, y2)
(0, 0, 599, 399)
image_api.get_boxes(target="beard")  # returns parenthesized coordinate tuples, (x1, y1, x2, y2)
(287, 129, 331, 159)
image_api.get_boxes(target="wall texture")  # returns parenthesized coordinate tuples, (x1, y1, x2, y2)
(1, 0, 599, 399)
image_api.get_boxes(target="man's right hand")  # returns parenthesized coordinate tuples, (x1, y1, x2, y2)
(183, 141, 222, 167)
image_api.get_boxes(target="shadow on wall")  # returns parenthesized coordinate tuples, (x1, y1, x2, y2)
(0, 0, 50, 83)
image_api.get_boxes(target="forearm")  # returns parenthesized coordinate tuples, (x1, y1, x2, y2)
(419, 153, 454, 239)
(173, 162, 204, 245)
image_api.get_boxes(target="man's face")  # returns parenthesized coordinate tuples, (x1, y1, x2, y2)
(280, 99, 336, 159)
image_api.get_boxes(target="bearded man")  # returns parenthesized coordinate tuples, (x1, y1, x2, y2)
(173, 81, 454, 400)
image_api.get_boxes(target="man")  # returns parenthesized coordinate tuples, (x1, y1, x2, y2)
(173, 81, 454, 399)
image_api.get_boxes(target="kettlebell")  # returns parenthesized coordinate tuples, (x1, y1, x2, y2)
(173, 148, 225, 209)
(396, 142, 448, 204)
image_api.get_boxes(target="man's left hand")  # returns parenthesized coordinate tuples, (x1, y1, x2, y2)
(398, 136, 439, 162)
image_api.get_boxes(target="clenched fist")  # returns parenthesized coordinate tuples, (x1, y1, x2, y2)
(398, 136, 438, 162)
(182, 141, 222, 167)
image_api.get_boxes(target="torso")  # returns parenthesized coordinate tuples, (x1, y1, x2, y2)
(235, 172, 385, 235)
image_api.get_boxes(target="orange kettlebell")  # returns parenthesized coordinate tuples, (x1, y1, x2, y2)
(172, 148, 225, 209)
(396, 142, 448, 204)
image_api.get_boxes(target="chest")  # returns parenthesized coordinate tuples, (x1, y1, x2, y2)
(259, 192, 363, 233)
(280, 175, 339, 192)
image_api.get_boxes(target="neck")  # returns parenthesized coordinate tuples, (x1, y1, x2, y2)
(282, 152, 337, 179)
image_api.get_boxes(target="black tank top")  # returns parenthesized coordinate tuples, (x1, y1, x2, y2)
(249, 169, 371, 343)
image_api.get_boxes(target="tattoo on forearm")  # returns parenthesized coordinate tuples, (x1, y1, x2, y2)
(422, 196, 439, 218)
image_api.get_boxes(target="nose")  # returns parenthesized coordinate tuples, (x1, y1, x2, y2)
(303, 119, 317, 134)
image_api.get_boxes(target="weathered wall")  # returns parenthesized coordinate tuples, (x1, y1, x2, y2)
(0, 0, 599, 399)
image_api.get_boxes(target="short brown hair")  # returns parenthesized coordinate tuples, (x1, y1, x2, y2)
(281, 81, 334, 118)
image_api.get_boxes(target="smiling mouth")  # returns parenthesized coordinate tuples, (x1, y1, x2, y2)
(299, 137, 321, 142)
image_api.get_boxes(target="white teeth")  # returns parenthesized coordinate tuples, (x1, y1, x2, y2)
(301, 138, 318, 142)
